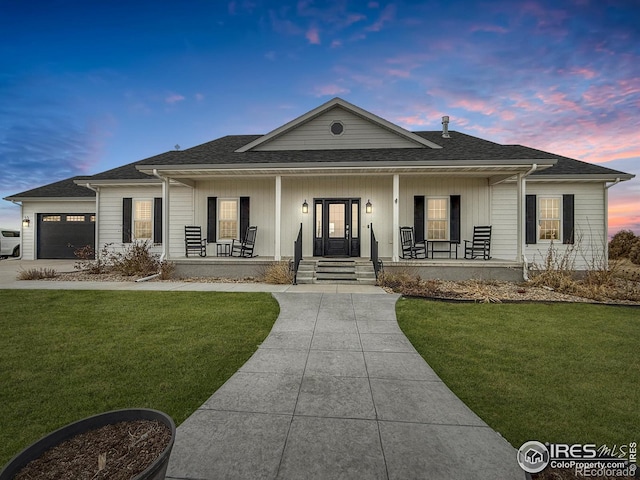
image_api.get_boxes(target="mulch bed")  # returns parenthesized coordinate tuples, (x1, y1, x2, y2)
(14, 420, 171, 480)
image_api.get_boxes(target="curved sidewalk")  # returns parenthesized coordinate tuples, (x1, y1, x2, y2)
(166, 293, 525, 480)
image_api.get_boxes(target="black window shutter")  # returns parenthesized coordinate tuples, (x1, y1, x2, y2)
(240, 197, 250, 240)
(122, 197, 132, 243)
(153, 197, 162, 244)
(207, 197, 217, 242)
(414, 196, 425, 242)
(563, 194, 575, 244)
(450, 195, 461, 243)
(525, 195, 537, 245)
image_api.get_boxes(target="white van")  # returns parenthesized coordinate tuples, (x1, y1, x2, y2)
(0, 228, 20, 257)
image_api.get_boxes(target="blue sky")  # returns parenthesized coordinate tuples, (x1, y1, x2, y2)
(1, 0, 638, 234)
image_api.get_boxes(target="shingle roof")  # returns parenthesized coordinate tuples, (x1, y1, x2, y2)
(5, 176, 96, 199)
(6, 130, 632, 200)
(132, 131, 630, 178)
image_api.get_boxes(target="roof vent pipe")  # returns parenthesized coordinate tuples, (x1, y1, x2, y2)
(441, 116, 450, 138)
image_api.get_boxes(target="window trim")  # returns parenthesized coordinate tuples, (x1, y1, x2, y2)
(425, 196, 449, 241)
(132, 198, 154, 241)
(217, 197, 240, 242)
(537, 195, 562, 242)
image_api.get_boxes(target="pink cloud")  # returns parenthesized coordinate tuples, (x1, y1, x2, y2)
(330, 39, 342, 48)
(165, 93, 185, 104)
(195, 93, 204, 101)
(306, 26, 320, 44)
(569, 67, 596, 79)
(396, 115, 430, 127)
(313, 84, 350, 97)
(386, 69, 411, 78)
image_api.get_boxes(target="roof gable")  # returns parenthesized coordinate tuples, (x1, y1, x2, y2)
(236, 97, 442, 152)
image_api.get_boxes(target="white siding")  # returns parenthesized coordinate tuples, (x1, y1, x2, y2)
(524, 183, 606, 270)
(99, 185, 193, 258)
(20, 200, 96, 260)
(255, 106, 421, 151)
(491, 184, 518, 261)
(401, 176, 493, 254)
(194, 178, 275, 257)
(168, 186, 195, 258)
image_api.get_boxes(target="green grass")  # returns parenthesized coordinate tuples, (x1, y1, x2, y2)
(396, 299, 640, 448)
(0, 290, 279, 466)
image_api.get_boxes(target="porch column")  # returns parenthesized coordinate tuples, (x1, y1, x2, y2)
(162, 176, 170, 261)
(517, 172, 524, 262)
(392, 174, 400, 262)
(275, 175, 282, 261)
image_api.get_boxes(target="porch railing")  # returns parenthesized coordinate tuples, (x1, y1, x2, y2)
(292, 222, 303, 284)
(370, 223, 383, 279)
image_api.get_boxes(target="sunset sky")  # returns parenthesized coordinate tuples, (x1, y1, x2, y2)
(1, 0, 638, 235)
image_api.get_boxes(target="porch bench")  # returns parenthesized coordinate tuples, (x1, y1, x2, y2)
(427, 240, 459, 259)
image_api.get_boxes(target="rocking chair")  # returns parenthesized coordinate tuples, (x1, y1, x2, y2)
(231, 226, 258, 258)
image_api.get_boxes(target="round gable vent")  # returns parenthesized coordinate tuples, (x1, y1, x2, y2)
(330, 121, 344, 136)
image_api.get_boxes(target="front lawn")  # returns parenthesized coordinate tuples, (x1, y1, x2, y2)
(396, 299, 640, 448)
(0, 290, 279, 466)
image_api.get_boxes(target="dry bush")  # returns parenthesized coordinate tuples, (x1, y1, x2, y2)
(74, 241, 172, 277)
(608, 229, 637, 259)
(529, 241, 579, 293)
(158, 260, 176, 280)
(629, 237, 640, 265)
(17, 268, 57, 280)
(377, 269, 440, 297)
(260, 261, 294, 284)
(110, 242, 160, 276)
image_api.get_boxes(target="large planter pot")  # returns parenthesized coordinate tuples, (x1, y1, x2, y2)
(0, 408, 176, 480)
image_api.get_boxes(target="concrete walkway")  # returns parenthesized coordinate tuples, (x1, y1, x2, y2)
(166, 293, 524, 480)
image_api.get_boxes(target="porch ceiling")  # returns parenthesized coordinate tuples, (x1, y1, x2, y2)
(139, 161, 555, 178)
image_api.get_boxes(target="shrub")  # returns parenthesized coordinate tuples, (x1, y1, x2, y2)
(158, 260, 176, 280)
(74, 241, 174, 278)
(17, 268, 57, 280)
(608, 230, 637, 259)
(629, 237, 640, 265)
(260, 261, 294, 284)
(528, 241, 578, 293)
(110, 241, 160, 276)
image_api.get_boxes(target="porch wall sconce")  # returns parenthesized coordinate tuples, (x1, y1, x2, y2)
(365, 200, 372, 214)
(302, 200, 309, 214)
(22, 216, 30, 227)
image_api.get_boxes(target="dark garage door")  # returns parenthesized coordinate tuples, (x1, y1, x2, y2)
(37, 213, 95, 259)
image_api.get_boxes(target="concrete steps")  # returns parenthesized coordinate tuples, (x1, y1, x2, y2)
(295, 259, 376, 285)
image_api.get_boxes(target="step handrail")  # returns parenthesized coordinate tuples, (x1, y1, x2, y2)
(370, 223, 383, 279)
(292, 222, 303, 284)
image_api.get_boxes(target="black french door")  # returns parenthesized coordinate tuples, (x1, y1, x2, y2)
(313, 199, 360, 257)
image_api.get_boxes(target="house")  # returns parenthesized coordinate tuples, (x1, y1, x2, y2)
(4, 98, 634, 280)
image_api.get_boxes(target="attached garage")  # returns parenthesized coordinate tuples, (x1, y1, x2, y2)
(37, 213, 95, 259)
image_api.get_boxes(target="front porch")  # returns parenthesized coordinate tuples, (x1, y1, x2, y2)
(171, 256, 524, 282)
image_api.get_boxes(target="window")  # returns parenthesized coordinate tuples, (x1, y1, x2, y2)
(218, 199, 239, 241)
(133, 199, 152, 240)
(2, 230, 19, 238)
(66, 215, 85, 222)
(42, 215, 61, 222)
(539, 197, 560, 241)
(330, 121, 344, 136)
(427, 198, 448, 240)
